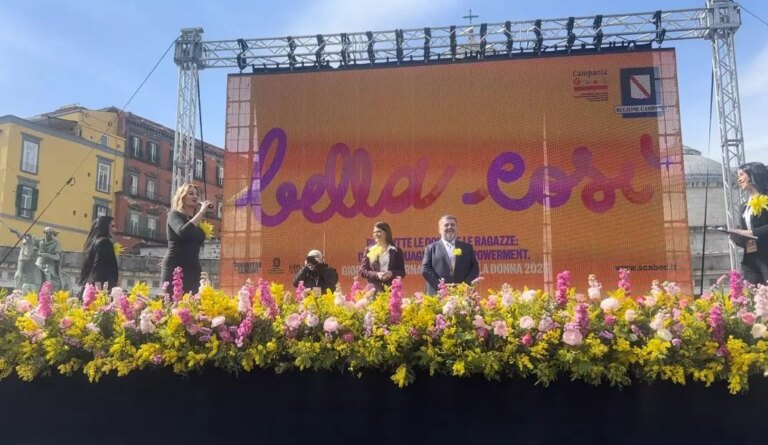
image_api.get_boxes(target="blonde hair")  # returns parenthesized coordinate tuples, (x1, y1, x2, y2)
(171, 183, 200, 211)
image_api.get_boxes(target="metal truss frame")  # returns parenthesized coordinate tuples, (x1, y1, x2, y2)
(174, 0, 746, 268)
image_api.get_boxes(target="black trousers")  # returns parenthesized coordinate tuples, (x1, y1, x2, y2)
(742, 253, 768, 286)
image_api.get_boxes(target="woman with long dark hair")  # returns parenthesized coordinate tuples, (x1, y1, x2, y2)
(359, 221, 406, 292)
(78, 216, 119, 290)
(160, 183, 212, 295)
(730, 162, 768, 285)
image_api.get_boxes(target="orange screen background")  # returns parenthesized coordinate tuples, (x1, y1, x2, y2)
(219, 49, 691, 295)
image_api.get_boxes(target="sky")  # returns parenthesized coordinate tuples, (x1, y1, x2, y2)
(1, 0, 766, 165)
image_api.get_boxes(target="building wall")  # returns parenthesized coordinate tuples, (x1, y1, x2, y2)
(114, 112, 224, 253)
(0, 116, 124, 251)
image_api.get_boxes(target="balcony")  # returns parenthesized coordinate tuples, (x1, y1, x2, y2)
(118, 185, 169, 205)
(123, 215, 165, 243)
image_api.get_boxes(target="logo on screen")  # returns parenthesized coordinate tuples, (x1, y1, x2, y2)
(616, 67, 665, 118)
(268, 257, 284, 275)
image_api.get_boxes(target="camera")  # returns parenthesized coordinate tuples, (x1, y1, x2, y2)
(306, 256, 320, 266)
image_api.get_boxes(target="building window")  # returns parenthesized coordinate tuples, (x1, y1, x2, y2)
(96, 159, 111, 193)
(216, 165, 224, 186)
(168, 149, 175, 170)
(146, 178, 156, 200)
(100, 135, 108, 146)
(15, 184, 38, 219)
(195, 159, 204, 180)
(148, 142, 159, 164)
(130, 136, 142, 158)
(93, 201, 109, 219)
(129, 212, 140, 235)
(217, 200, 223, 219)
(21, 137, 40, 174)
(148, 216, 158, 240)
(128, 174, 139, 196)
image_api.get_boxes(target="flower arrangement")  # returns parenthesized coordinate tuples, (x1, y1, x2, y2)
(747, 194, 768, 217)
(2, 271, 768, 394)
(113, 242, 124, 257)
(199, 221, 214, 240)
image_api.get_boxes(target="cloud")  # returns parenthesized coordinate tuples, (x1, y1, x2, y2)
(739, 43, 768, 164)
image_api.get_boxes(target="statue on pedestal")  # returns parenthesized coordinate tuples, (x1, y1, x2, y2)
(9, 229, 44, 294)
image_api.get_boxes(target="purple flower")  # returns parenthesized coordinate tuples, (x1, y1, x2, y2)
(671, 338, 682, 348)
(630, 324, 644, 337)
(555, 271, 571, 307)
(493, 320, 509, 338)
(389, 277, 404, 324)
(618, 268, 631, 296)
(598, 330, 614, 341)
(604, 314, 616, 326)
(258, 279, 278, 319)
(348, 277, 363, 302)
(562, 328, 583, 346)
(437, 278, 449, 299)
(434, 314, 447, 333)
(174, 308, 193, 326)
(729, 270, 744, 302)
(235, 315, 253, 348)
(709, 304, 725, 343)
(575, 303, 589, 334)
(286, 313, 301, 330)
(295, 280, 306, 302)
(118, 294, 135, 321)
(520, 332, 533, 347)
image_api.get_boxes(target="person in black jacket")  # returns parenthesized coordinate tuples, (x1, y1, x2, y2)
(78, 216, 119, 291)
(292, 249, 338, 294)
(730, 162, 768, 285)
(160, 183, 211, 295)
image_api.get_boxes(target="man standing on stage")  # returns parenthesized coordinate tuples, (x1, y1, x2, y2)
(421, 215, 479, 295)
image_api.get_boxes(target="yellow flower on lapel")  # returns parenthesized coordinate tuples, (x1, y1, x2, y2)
(113, 242, 124, 257)
(747, 194, 768, 218)
(453, 247, 462, 256)
(366, 245, 382, 262)
(199, 221, 214, 240)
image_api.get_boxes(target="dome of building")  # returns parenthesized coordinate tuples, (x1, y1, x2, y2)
(683, 146, 723, 183)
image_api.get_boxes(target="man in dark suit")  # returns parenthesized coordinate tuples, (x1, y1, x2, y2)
(421, 215, 480, 294)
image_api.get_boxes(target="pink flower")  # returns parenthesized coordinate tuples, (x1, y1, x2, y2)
(235, 315, 253, 347)
(342, 332, 354, 343)
(259, 279, 278, 319)
(174, 308, 193, 326)
(152, 354, 163, 365)
(492, 320, 509, 338)
(16, 300, 32, 313)
(476, 327, 489, 340)
(519, 316, 535, 330)
(117, 295, 135, 321)
(741, 312, 756, 326)
(730, 270, 744, 301)
(295, 280, 307, 302)
(348, 277, 363, 302)
(153, 309, 164, 323)
(172, 267, 184, 302)
(617, 268, 631, 296)
(389, 277, 404, 324)
(538, 315, 558, 332)
(82, 283, 97, 309)
(37, 281, 53, 320)
(58, 317, 73, 329)
(520, 332, 533, 347)
(604, 314, 616, 326)
(563, 328, 583, 346)
(323, 317, 339, 333)
(286, 313, 301, 330)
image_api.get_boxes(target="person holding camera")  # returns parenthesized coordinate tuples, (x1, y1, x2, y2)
(292, 249, 338, 294)
(160, 183, 212, 295)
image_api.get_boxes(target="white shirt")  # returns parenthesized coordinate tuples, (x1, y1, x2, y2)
(744, 206, 753, 230)
(442, 239, 456, 268)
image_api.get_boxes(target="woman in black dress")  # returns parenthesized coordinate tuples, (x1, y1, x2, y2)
(730, 162, 768, 285)
(78, 216, 119, 291)
(160, 183, 212, 294)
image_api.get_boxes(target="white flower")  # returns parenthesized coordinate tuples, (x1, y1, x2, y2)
(587, 287, 601, 302)
(442, 298, 457, 317)
(624, 309, 637, 323)
(656, 328, 673, 342)
(600, 297, 620, 313)
(305, 312, 319, 328)
(520, 289, 536, 303)
(751, 323, 767, 339)
(211, 315, 226, 328)
(237, 289, 251, 313)
(501, 291, 514, 307)
(334, 291, 346, 306)
(643, 296, 657, 308)
(110, 287, 124, 300)
(519, 316, 536, 330)
(649, 313, 666, 331)
(139, 309, 156, 334)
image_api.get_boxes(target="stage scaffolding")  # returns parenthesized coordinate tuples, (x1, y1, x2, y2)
(173, 0, 745, 270)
